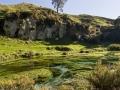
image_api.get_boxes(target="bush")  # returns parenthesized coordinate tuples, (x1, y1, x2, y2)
(108, 44, 120, 51)
(79, 50, 90, 53)
(0, 76, 35, 90)
(62, 52, 67, 55)
(19, 51, 40, 58)
(87, 64, 120, 90)
(46, 47, 52, 50)
(79, 50, 84, 53)
(55, 46, 71, 51)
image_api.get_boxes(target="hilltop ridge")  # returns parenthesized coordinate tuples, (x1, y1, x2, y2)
(0, 3, 119, 43)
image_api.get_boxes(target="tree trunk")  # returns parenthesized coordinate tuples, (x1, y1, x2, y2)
(57, 6, 59, 13)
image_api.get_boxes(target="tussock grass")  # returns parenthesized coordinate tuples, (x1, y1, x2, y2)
(87, 63, 120, 90)
(108, 44, 120, 51)
(0, 76, 34, 90)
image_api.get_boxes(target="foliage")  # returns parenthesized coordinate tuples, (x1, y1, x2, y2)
(52, 0, 68, 13)
(0, 76, 35, 90)
(55, 46, 71, 51)
(79, 14, 113, 26)
(87, 64, 120, 90)
(19, 51, 40, 58)
(108, 44, 120, 51)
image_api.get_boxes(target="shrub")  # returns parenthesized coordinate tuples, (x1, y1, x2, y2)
(71, 77, 91, 90)
(62, 52, 67, 55)
(108, 44, 120, 51)
(21, 51, 35, 58)
(34, 75, 48, 83)
(46, 47, 52, 50)
(87, 64, 120, 90)
(79, 50, 90, 53)
(19, 51, 40, 58)
(0, 76, 35, 90)
(55, 46, 71, 51)
(79, 50, 84, 53)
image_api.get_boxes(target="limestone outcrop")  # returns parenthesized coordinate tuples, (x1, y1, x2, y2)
(3, 12, 67, 40)
(0, 3, 115, 43)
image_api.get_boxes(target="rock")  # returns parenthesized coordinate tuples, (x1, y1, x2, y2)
(18, 17, 36, 40)
(114, 16, 120, 29)
(36, 23, 66, 40)
(4, 20, 18, 37)
(36, 31, 46, 40)
(59, 23, 66, 38)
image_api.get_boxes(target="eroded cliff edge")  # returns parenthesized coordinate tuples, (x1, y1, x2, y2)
(1, 3, 120, 43)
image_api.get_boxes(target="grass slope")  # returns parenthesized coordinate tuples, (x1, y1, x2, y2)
(0, 3, 113, 26)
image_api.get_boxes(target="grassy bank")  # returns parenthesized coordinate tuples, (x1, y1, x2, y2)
(0, 36, 108, 57)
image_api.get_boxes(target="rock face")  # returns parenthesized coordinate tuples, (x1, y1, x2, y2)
(2, 11, 117, 44)
(98, 16, 120, 43)
(4, 19, 18, 37)
(0, 3, 116, 43)
(18, 17, 36, 40)
(2, 12, 108, 43)
(3, 12, 67, 41)
(114, 16, 120, 29)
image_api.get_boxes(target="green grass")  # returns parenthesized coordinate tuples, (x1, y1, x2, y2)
(0, 36, 85, 55)
(0, 36, 108, 57)
(0, 56, 97, 80)
(0, 36, 114, 59)
(0, 35, 99, 80)
(0, 36, 119, 82)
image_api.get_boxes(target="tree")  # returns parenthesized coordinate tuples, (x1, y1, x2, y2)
(114, 16, 120, 29)
(52, 0, 67, 13)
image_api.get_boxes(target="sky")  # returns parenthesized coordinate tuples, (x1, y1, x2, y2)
(0, 0, 120, 19)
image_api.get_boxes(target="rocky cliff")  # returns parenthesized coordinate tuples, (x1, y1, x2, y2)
(0, 3, 119, 43)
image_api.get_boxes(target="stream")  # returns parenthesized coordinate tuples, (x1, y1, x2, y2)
(33, 56, 109, 90)
(34, 66, 71, 90)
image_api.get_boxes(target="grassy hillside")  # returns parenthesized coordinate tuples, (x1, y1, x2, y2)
(67, 14, 113, 26)
(0, 3, 113, 27)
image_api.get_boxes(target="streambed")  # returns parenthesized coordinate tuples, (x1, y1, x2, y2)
(34, 56, 97, 90)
